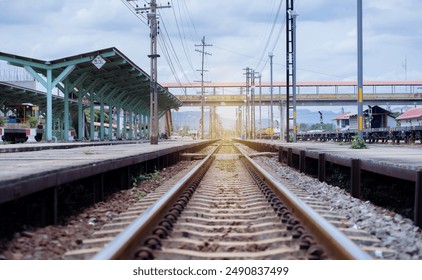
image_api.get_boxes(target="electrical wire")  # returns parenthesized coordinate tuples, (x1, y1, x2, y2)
(158, 11, 193, 84)
(254, 0, 284, 72)
(121, 0, 149, 27)
(170, 0, 196, 72)
(180, 0, 199, 41)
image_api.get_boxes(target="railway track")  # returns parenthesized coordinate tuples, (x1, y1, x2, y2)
(65, 141, 391, 260)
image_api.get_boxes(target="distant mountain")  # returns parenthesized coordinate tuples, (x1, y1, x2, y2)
(296, 109, 338, 125)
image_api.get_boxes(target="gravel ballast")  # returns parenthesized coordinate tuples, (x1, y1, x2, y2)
(254, 155, 422, 260)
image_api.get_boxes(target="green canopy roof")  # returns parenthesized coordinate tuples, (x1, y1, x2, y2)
(0, 47, 181, 114)
(0, 81, 80, 114)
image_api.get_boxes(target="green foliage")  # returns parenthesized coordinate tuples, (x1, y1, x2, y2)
(132, 170, 160, 187)
(350, 136, 367, 149)
(299, 123, 335, 132)
(0, 117, 5, 127)
(27, 117, 39, 128)
(84, 109, 109, 123)
(131, 188, 147, 200)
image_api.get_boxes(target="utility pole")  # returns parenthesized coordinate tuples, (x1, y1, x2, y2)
(357, 0, 363, 140)
(195, 36, 212, 140)
(269, 53, 274, 142)
(243, 67, 251, 139)
(132, 0, 171, 145)
(251, 69, 256, 139)
(286, 0, 294, 142)
(257, 72, 262, 140)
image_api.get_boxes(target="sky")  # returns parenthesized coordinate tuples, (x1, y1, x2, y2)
(1, 0, 422, 123)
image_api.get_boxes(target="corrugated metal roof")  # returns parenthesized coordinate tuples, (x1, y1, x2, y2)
(0, 81, 80, 112)
(396, 108, 422, 120)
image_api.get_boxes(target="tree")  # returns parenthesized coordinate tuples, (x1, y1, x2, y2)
(84, 109, 109, 123)
(309, 123, 334, 131)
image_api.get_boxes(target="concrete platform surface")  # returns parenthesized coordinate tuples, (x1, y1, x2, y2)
(0, 140, 212, 204)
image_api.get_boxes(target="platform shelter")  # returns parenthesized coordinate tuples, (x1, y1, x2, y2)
(0, 47, 181, 141)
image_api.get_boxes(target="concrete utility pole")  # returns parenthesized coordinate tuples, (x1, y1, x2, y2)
(195, 36, 212, 140)
(257, 72, 262, 140)
(243, 67, 251, 139)
(133, 0, 171, 144)
(269, 53, 274, 142)
(251, 69, 256, 139)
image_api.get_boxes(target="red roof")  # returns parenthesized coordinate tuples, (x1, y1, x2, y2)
(396, 108, 422, 120)
(333, 112, 352, 120)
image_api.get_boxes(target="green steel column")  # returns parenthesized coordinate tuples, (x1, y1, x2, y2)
(129, 112, 133, 139)
(108, 102, 113, 140)
(141, 114, 145, 139)
(78, 93, 84, 140)
(116, 107, 121, 139)
(63, 80, 70, 141)
(123, 111, 127, 139)
(146, 116, 150, 139)
(133, 113, 137, 140)
(90, 94, 95, 141)
(46, 69, 53, 141)
(57, 117, 61, 140)
(134, 113, 137, 139)
(100, 99, 105, 141)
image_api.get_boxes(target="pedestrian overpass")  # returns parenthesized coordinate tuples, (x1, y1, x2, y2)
(163, 81, 422, 107)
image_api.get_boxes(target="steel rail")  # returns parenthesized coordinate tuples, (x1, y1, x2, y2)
(234, 144, 372, 260)
(93, 143, 220, 260)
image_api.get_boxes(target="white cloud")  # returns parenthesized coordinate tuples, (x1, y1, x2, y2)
(0, 0, 421, 84)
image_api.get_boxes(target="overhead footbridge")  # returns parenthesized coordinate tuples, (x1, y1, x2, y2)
(163, 81, 422, 107)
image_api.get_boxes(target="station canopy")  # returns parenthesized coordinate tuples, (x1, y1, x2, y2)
(0, 47, 181, 116)
(0, 81, 80, 113)
(0, 47, 181, 140)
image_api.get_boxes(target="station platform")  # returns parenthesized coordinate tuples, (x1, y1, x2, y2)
(0, 140, 147, 153)
(271, 141, 422, 171)
(0, 140, 215, 205)
(236, 139, 422, 226)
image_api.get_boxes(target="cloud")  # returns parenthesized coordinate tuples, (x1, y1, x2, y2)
(0, 0, 421, 84)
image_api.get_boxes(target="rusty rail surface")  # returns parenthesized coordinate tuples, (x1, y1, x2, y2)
(93, 142, 372, 260)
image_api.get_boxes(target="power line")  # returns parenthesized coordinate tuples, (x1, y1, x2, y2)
(255, 0, 284, 71)
(180, 0, 199, 41)
(158, 13, 192, 84)
(122, 0, 148, 26)
(170, 0, 195, 72)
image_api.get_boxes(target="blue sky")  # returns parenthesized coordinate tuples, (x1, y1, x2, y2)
(1, 0, 421, 84)
(1, 0, 422, 123)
